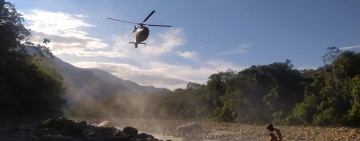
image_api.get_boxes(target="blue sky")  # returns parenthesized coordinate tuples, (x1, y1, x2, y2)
(8, 0, 360, 90)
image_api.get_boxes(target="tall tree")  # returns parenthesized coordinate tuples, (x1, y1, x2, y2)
(322, 47, 342, 87)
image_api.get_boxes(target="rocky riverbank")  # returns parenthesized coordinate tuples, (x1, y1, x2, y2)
(0, 118, 162, 141)
(74, 118, 360, 141)
(1, 117, 359, 141)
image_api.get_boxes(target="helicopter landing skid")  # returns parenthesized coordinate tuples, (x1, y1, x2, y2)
(129, 42, 146, 48)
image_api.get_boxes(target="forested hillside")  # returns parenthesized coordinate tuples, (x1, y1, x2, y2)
(0, 0, 67, 120)
(66, 48, 360, 127)
(42, 57, 171, 106)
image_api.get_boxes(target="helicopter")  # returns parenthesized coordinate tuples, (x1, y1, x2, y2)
(108, 10, 172, 48)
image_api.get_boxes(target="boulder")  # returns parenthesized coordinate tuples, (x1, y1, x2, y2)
(135, 132, 155, 140)
(17, 122, 39, 131)
(113, 130, 122, 136)
(176, 122, 202, 135)
(39, 135, 75, 141)
(122, 126, 138, 138)
(84, 126, 118, 138)
(81, 136, 132, 141)
(97, 121, 108, 127)
(42, 118, 58, 129)
(0, 125, 17, 135)
(9, 130, 26, 140)
(40, 118, 86, 137)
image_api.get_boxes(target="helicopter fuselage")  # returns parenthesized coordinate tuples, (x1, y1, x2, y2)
(135, 26, 149, 43)
(108, 10, 171, 48)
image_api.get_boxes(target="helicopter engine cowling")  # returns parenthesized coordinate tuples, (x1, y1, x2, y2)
(135, 26, 149, 43)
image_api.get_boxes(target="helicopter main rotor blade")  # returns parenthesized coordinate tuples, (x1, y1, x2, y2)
(143, 10, 155, 23)
(108, 18, 140, 24)
(145, 24, 172, 27)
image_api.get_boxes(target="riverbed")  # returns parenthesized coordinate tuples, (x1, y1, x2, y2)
(79, 118, 360, 141)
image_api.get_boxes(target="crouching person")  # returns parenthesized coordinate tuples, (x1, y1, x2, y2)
(266, 124, 282, 141)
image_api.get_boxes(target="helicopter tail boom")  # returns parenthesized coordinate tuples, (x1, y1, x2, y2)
(129, 42, 146, 48)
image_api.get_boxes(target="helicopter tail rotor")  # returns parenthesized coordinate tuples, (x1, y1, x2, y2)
(133, 26, 137, 33)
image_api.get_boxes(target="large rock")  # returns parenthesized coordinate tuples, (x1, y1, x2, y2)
(81, 136, 132, 141)
(135, 133, 155, 140)
(17, 122, 39, 131)
(40, 118, 86, 137)
(39, 135, 75, 141)
(122, 126, 138, 138)
(9, 130, 26, 140)
(176, 122, 202, 135)
(42, 118, 58, 129)
(0, 124, 18, 133)
(84, 126, 118, 139)
(97, 121, 108, 127)
(113, 130, 122, 136)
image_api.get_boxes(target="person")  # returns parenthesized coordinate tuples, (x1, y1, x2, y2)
(266, 124, 282, 141)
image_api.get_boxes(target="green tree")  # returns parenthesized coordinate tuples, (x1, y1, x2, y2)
(0, 0, 66, 121)
(322, 47, 342, 87)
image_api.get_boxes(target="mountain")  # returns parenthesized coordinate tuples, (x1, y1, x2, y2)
(41, 56, 172, 106)
(88, 68, 171, 94)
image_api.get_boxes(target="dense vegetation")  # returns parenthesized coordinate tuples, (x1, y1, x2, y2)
(0, 0, 67, 121)
(65, 48, 360, 127)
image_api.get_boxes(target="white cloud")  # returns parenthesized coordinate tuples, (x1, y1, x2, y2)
(218, 44, 251, 55)
(53, 48, 126, 58)
(69, 60, 247, 90)
(295, 67, 318, 70)
(339, 45, 360, 50)
(74, 14, 88, 18)
(204, 60, 245, 71)
(20, 9, 110, 57)
(22, 9, 94, 36)
(177, 51, 199, 61)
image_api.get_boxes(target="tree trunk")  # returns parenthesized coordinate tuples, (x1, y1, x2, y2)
(332, 64, 337, 84)
(332, 64, 338, 94)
